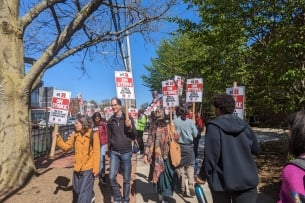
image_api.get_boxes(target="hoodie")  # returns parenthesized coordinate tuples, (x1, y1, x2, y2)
(198, 114, 260, 192)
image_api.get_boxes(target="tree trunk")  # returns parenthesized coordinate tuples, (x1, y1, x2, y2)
(0, 0, 35, 200)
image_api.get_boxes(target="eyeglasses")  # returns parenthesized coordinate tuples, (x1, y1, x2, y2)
(111, 104, 118, 107)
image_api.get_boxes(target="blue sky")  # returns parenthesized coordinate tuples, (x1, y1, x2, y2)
(42, 3, 198, 107)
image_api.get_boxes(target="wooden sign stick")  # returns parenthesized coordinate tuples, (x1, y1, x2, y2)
(49, 124, 58, 159)
(125, 98, 129, 120)
(192, 102, 196, 121)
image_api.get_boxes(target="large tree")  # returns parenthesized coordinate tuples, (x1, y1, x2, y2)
(144, 1, 305, 121)
(183, 0, 305, 113)
(0, 0, 176, 199)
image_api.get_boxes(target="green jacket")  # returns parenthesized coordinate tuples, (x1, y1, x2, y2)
(136, 114, 147, 131)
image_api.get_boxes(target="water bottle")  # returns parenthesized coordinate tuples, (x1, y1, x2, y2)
(195, 183, 207, 203)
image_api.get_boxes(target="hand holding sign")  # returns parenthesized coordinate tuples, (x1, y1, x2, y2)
(124, 99, 132, 129)
(125, 119, 132, 128)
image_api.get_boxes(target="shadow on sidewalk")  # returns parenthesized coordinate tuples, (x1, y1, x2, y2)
(54, 176, 73, 194)
(35, 150, 74, 169)
(134, 178, 159, 202)
(97, 175, 112, 203)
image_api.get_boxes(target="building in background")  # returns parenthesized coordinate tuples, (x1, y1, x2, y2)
(31, 85, 54, 128)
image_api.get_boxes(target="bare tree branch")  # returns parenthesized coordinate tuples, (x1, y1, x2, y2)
(20, 0, 66, 32)
(22, 0, 104, 93)
(22, 0, 176, 94)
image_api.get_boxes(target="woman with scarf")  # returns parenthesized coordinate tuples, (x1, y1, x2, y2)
(143, 108, 179, 203)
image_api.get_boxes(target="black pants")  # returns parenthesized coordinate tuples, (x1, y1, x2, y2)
(136, 130, 145, 153)
(211, 187, 257, 203)
(193, 133, 201, 159)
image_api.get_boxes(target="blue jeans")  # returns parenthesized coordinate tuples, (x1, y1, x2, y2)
(100, 144, 107, 174)
(109, 150, 132, 202)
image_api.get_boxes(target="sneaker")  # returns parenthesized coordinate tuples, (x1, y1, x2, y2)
(91, 192, 95, 203)
(189, 184, 195, 196)
(99, 176, 106, 184)
(183, 191, 191, 198)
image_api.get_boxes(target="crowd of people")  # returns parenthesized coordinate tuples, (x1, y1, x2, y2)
(51, 94, 305, 203)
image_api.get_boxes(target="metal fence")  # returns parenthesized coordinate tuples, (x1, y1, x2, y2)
(31, 125, 75, 159)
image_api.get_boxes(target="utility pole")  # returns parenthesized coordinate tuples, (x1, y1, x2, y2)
(110, 0, 136, 108)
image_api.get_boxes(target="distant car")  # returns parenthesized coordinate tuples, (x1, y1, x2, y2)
(67, 117, 76, 125)
(38, 120, 49, 128)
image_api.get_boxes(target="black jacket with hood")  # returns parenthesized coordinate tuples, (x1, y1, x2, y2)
(198, 114, 260, 192)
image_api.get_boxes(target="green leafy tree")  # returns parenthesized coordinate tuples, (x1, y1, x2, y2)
(144, 0, 305, 122)
(184, 0, 305, 114)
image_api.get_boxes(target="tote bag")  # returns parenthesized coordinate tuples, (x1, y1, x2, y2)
(167, 125, 181, 167)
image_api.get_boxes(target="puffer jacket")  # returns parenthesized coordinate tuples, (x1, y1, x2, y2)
(198, 114, 260, 192)
(56, 129, 100, 175)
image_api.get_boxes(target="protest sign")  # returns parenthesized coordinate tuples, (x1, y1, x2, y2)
(128, 108, 138, 127)
(226, 86, 245, 119)
(174, 75, 184, 96)
(104, 106, 114, 121)
(77, 92, 85, 115)
(186, 78, 203, 103)
(49, 90, 71, 125)
(115, 71, 135, 99)
(49, 90, 71, 159)
(162, 79, 179, 107)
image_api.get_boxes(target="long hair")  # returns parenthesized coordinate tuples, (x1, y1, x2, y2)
(288, 110, 305, 157)
(92, 112, 101, 120)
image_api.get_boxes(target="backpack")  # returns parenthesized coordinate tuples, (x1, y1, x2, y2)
(167, 125, 181, 167)
(286, 157, 305, 170)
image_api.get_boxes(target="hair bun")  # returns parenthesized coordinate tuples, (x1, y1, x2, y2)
(154, 108, 164, 119)
(77, 115, 91, 128)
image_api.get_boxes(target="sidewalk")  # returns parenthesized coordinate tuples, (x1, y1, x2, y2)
(5, 139, 276, 203)
(134, 153, 212, 203)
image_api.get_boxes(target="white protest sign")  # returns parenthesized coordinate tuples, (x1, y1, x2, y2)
(174, 75, 184, 96)
(186, 78, 203, 102)
(115, 71, 135, 99)
(226, 86, 245, 119)
(49, 90, 71, 125)
(104, 106, 113, 121)
(128, 108, 138, 127)
(162, 79, 179, 107)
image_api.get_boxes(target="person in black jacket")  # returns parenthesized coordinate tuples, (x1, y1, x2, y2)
(107, 97, 137, 203)
(195, 93, 260, 203)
